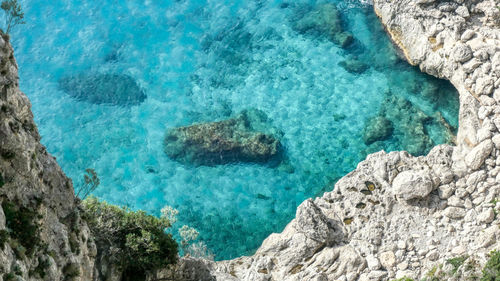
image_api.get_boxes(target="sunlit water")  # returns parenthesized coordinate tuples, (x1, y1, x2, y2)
(11, 0, 459, 260)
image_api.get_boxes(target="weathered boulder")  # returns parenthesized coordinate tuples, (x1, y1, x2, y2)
(362, 116, 394, 145)
(292, 3, 354, 48)
(58, 73, 146, 106)
(465, 139, 493, 170)
(164, 109, 283, 166)
(452, 43, 473, 63)
(391, 169, 435, 201)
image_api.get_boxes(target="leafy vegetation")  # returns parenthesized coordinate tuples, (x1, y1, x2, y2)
(481, 250, 500, 281)
(2, 273, 16, 281)
(0, 0, 24, 34)
(82, 197, 178, 278)
(62, 263, 80, 280)
(447, 255, 468, 274)
(0, 173, 4, 187)
(0, 229, 8, 250)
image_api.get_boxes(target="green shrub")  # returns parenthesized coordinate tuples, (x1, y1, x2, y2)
(62, 263, 80, 280)
(2, 201, 40, 257)
(82, 197, 178, 277)
(447, 255, 468, 274)
(481, 250, 500, 281)
(30, 256, 50, 278)
(2, 273, 15, 281)
(0, 173, 4, 187)
(0, 229, 8, 250)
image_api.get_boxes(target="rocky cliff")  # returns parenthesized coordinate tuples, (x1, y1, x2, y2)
(194, 0, 500, 280)
(0, 32, 98, 280)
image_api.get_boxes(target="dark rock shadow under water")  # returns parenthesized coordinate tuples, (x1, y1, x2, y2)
(58, 73, 147, 106)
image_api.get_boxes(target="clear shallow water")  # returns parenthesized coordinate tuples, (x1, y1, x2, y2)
(12, 0, 459, 260)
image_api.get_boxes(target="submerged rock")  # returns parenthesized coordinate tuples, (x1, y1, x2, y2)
(362, 94, 455, 156)
(362, 116, 394, 145)
(164, 109, 283, 166)
(58, 73, 146, 106)
(339, 57, 370, 74)
(292, 3, 354, 48)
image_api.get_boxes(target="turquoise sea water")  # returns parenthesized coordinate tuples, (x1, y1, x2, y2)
(11, 0, 459, 260)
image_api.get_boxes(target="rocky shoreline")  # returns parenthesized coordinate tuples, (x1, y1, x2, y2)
(190, 0, 499, 280)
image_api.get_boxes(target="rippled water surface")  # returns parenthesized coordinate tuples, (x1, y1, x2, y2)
(12, 0, 459, 259)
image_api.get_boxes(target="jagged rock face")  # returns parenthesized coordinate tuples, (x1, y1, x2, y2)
(187, 1, 500, 280)
(164, 109, 282, 166)
(58, 73, 146, 106)
(0, 32, 97, 280)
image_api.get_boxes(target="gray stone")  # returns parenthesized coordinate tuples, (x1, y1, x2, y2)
(465, 140, 494, 170)
(460, 30, 475, 42)
(477, 208, 495, 224)
(444, 207, 466, 219)
(452, 43, 473, 63)
(366, 255, 381, 270)
(455, 6, 470, 18)
(392, 170, 434, 201)
(379, 251, 396, 269)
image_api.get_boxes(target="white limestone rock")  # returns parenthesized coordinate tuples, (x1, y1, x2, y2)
(379, 251, 397, 269)
(452, 43, 473, 63)
(477, 208, 495, 224)
(465, 140, 494, 170)
(391, 170, 435, 201)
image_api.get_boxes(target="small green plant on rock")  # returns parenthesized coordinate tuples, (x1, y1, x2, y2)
(0, 0, 24, 34)
(62, 263, 80, 280)
(481, 250, 500, 281)
(447, 255, 468, 274)
(2, 272, 16, 281)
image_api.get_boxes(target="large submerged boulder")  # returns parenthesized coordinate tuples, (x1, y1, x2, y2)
(58, 73, 146, 106)
(164, 109, 283, 166)
(292, 3, 354, 48)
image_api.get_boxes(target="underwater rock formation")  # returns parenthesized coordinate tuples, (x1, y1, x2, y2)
(363, 94, 455, 157)
(58, 73, 146, 106)
(362, 116, 394, 145)
(292, 3, 354, 48)
(339, 57, 370, 74)
(382, 95, 434, 156)
(164, 109, 283, 166)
